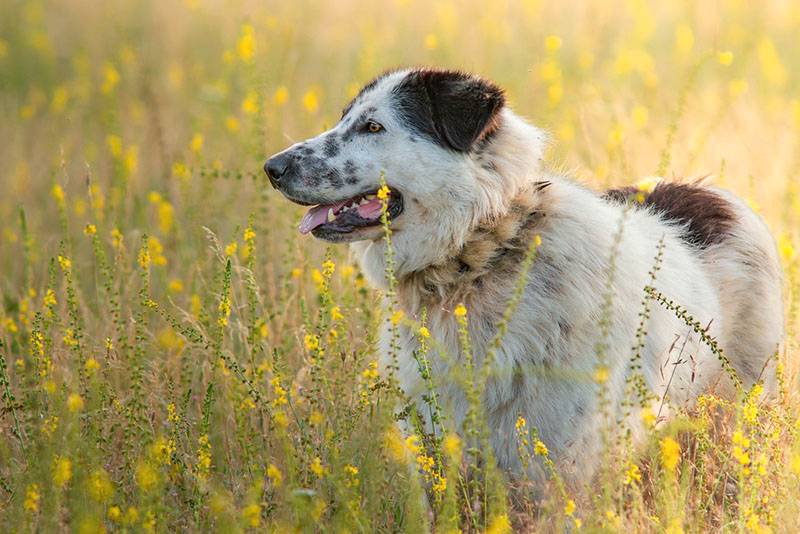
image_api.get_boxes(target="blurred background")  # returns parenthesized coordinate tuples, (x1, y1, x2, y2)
(1, 0, 799, 260)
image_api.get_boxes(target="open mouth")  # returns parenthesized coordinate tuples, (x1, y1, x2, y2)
(298, 188, 404, 238)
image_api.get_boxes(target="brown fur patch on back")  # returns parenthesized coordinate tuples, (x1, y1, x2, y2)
(604, 182, 736, 248)
(399, 193, 544, 310)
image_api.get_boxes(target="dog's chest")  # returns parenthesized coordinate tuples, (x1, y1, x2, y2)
(377, 306, 509, 432)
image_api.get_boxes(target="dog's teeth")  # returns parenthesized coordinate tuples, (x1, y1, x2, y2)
(359, 198, 369, 204)
(327, 208, 335, 222)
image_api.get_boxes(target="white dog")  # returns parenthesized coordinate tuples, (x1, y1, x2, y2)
(265, 67, 783, 487)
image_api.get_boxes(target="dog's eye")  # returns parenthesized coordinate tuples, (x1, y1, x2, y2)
(365, 120, 383, 133)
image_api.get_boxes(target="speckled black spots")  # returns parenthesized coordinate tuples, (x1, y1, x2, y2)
(322, 135, 340, 158)
(343, 160, 359, 184)
(303, 173, 322, 187)
(392, 68, 505, 152)
(322, 168, 342, 187)
(340, 116, 366, 143)
(408, 136, 418, 143)
(300, 145, 315, 156)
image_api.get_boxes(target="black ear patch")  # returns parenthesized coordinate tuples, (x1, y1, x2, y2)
(392, 69, 505, 152)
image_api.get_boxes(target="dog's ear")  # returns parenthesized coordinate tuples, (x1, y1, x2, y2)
(394, 69, 505, 152)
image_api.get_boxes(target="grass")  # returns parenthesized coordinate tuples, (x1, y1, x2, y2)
(1, 0, 799, 531)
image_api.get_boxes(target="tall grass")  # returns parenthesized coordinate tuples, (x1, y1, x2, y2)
(1, 0, 799, 531)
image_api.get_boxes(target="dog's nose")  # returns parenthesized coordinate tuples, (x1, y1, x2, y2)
(264, 153, 292, 187)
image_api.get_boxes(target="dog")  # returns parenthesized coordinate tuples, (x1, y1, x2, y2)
(264, 67, 783, 487)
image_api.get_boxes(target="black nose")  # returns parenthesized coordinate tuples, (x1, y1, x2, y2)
(264, 153, 293, 187)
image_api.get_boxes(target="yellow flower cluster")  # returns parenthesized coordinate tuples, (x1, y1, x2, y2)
(24, 483, 40, 513)
(270, 376, 288, 408)
(267, 463, 283, 487)
(660, 436, 680, 472)
(196, 434, 212, 481)
(217, 294, 231, 327)
(53, 456, 72, 488)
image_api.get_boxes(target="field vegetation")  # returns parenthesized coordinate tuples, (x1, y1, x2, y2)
(1, 0, 799, 531)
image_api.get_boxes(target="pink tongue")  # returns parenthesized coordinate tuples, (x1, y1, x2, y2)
(298, 196, 386, 235)
(357, 197, 384, 220)
(299, 201, 344, 234)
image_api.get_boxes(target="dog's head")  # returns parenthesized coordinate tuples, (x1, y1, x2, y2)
(264, 67, 545, 273)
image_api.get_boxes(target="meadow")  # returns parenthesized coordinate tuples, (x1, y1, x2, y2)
(1, 0, 799, 531)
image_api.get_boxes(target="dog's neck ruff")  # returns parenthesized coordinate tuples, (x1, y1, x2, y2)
(397, 188, 546, 312)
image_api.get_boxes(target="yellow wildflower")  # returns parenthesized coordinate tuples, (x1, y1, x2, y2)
(674, 24, 694, 55)
(778, 234, 796, 263)
(267, 463, 283, 487)
(361, 360, 379, 381)
(424, 33, 438, 50)
(224, 241, 238, 257)
(237, 24, 256, 62)
(309, 410, 324, 426)
(24, 483, 40, 513)
(302, 89, 319, 114)
(242, 503, 261, 527)
(544, 35, 562, 52)
(88, 468, 114, 502)
(51, 184, 65, 205)
(124, 506, 140, 525)
(660, 436, 680, 472)
(123, 145, 138, 174)
(241, 90, 259, 114)
(273, 86, 289, 106)
(225, 116, 240, 132)
(53, 456, 73, 487)
(418, 326, 430, 338)
(190, 133, 204, 154)
(304, 334, 320, 352)
(641, 407, 656, 427)
(101, 63, 120, 94)
(533, 440, 549, 457)
(486, 514, 512, 534)
(168, 279, 184, 293)
(593, 365, 609, 384)
(718, 50, 734, 66)
(665, 518, 684, 534)
(376, 184, 391, 201)
(310, 457, 326, 477)
(85, 357, 100, 373)
(385, 428, 406, 461)
(136, 461, 159, 492)
(67, 393, 85, 412)
(108, 506, 122, 522)
(453, 303, 467, 317)
(390, 309, 404, 325)
(624, 462, 641, 485)
(172, 161, 191, 180)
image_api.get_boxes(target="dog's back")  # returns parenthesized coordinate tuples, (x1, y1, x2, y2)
(606, 182, 784, 393)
